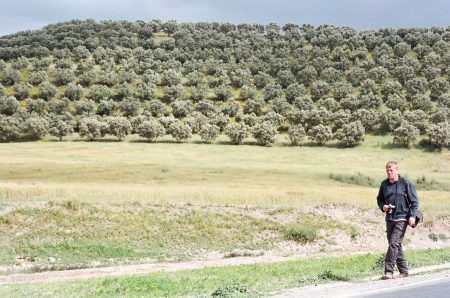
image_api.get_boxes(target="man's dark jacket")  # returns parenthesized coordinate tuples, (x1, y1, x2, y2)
(377, 175, 419, 221)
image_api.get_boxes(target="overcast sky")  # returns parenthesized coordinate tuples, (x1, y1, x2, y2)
(1, 0, 450, 36)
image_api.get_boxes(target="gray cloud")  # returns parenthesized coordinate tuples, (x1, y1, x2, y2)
(1, 0, 449, 36)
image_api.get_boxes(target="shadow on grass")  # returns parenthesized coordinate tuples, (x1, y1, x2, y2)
(380, 142, 407, 149)
(71, 138, 123, 143)
(378, 139, 441, 153)
(416, 139, 440, 153)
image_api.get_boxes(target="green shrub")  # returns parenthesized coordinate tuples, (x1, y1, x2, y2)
(283, 224, 318, 243)
(329, 172, 377, 187)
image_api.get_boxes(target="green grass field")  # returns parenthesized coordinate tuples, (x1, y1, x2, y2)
(1, 134, 449, 209)
(1, 248, 449, 297)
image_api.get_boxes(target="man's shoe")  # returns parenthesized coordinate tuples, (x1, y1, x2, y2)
(381, 272, 393, 280)
(396, 272, 409, 278)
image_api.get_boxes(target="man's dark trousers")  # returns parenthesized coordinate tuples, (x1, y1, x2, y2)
(385, 220, 409, 274)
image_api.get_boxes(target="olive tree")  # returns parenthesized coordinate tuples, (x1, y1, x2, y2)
(244, 98, 265, 115)
(308, 124, 333, 145)
(285, 83, 306, 103)
(199, 123, 220, 143)
(79, 117, 103, 141)
(262, 82, 283, 102)
(215, 84, 233, 101)
(0, 96, 19, 115)
(409, 93, 433, 113)
(239, 85, 257, 100)
(379, 109, 404, 133)
(26, 98, 46, 115)
(189, 84, 208, 102)
(393, 121, 420, 148)
(136, 83, 157, 100)
(64, 83, 84, 101)
(185, 112, 208, 134)
(405, 77, 428, 95)
(225, 122, 248, 145)
(48, 117, 74, 141)
(52, 68, 75, 85)
(334, 120, 365, 147)
(311, 81, 330, 100)
(1, 68, 21, 86)
(171, 100, 192, 118)
(288, 124, 306, 145)
(252, 121, 277, 146)
(39, 82, 58, 100)
(75, 99, 96, 116)
(28, 70, 48, 85)
(161, 69, 182, 86)
(163, 85, 184, 102)
(138, 120, 166, 142)
(0, 116, 21, 142)
(221, 100, 241, 117)
(426, 122, 450, 150)
(332, 81, 353, 100)
(107, 116, 132, 140)
(429, 78, 449, 100)
(169, 120, 192, 142)
(385, 94, 408, 112)
(120, 97, 141, 117)
(21, 116, 48, 140)
(13, 82, 32, 100)
(144, 100, 166, 117)
(87, 84, 110, 102)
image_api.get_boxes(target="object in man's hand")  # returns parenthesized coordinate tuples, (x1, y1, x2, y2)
(388, 204, 395, 214)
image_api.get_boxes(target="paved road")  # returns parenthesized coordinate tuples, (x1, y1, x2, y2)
(271, 266, 450, 298)
(360, 275, 450, 298)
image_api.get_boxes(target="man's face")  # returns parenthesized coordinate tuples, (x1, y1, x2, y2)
(386, 165, 398, 180)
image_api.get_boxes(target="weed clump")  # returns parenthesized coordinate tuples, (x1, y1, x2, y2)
(211, 284, 248, 297)
(318, 269, 350, 281)
(283, 224, 318, 243)
(329, 172, 377, 187)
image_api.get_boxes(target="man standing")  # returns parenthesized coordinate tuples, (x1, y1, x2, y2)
(377, 160, 419, 280)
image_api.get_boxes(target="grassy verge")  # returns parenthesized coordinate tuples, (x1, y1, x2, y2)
(1, 248, 449, 297)
(0, 202, 356, 269)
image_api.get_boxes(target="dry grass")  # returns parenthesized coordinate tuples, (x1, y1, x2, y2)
(0, 134, 449, 210)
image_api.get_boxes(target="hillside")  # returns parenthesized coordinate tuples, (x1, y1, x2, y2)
(0, 19, 450, 148)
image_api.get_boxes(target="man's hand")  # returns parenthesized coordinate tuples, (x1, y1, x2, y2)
(382, 205, 390, 212)
(408, 216, 416, 227)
